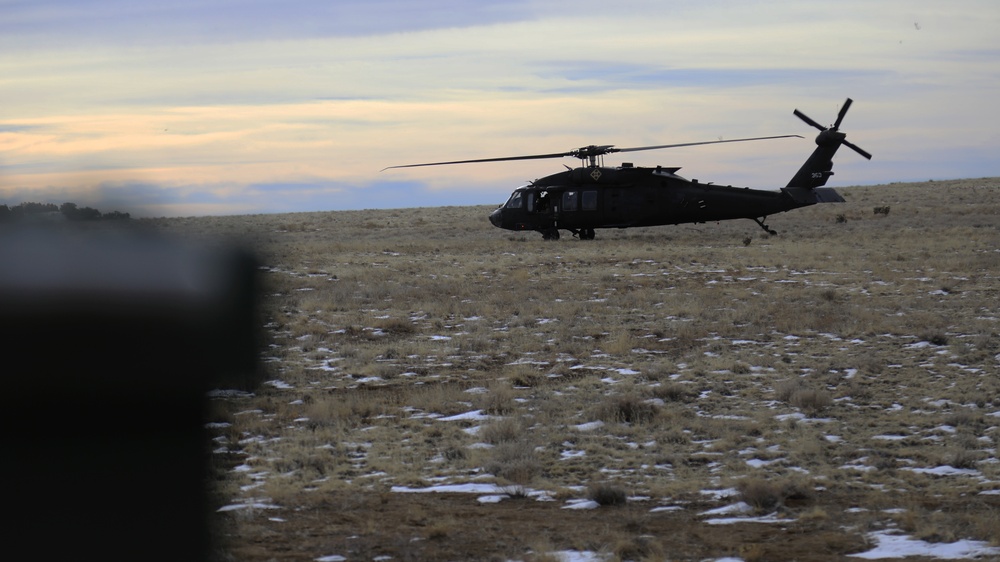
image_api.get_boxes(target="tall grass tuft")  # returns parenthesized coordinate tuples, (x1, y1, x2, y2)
(598, 394, 659, 424)
(588, 482, 627, 506)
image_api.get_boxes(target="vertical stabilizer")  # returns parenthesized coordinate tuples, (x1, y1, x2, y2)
(786, 98, 871, 189)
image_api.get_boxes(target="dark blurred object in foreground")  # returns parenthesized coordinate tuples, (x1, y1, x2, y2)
(0, 225, 261, 562)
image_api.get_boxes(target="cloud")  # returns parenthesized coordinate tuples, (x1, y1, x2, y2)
(1, 0, 998, 216)
(0, 0, 536, 48)
(538, 63, 893, 93)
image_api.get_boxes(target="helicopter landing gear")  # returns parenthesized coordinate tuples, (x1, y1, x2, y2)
(753, 217, 777, 236)
(579, 228, 596, 240)
(542, 228, 560, 240)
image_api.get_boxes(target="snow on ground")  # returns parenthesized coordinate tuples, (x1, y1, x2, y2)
(849, 532, 1000, 560)
(228, 256, 1000, 561)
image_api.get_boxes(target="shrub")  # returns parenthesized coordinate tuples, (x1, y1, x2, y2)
(775, 380, 832, 416)
(652, 382, 691, 402)
(946, 449, 982, 470)
(737, 478, 782, 513)
(599, 394, 658, 424)
(479, 383, 515, 415)
(946, 408, 984, 428)
(480, 417, 523, 444)
(588, 482, 627, 506)
(486, 441, 540, 485)
(789, 388, 833, 416)
(925, 332, 949, 346)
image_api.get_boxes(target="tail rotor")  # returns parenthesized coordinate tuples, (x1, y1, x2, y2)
(793, 98, 872, 160)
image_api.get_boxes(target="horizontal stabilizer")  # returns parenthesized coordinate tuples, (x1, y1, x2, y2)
(813, 187, 846, 203)
(782, 186, 845, 204)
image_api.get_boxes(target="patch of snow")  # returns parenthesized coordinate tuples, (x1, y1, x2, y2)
(746, 458, 782, 468)
(705, 513, 796, 525)
(700, 502, 753, 517)
(903, 465, 980, 477)
(574, 421, 605, 431)
(438, 410, 490, 421)
(547, 551, 609, 562)
(217, 500, 280, 512)
(872, 434, 908, 441)
(477, 495, 508, 504)
(848, 531, 1000, 559)
(562, 499, 600, 510)
(390, 483, 500, 494)
(700, 488, 739, 501)
(840, 463, 876, 472)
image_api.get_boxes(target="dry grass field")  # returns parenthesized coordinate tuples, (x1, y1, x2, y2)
(172, 178, 999, 561)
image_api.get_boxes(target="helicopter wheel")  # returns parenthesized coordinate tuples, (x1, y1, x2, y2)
(580, 228, 596, 240)
(542, 228, 560, 240)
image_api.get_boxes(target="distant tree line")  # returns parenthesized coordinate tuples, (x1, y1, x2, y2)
(0, 202, 131, 222)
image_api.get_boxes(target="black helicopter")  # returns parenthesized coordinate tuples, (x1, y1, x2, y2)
(385, 98, 871, 240)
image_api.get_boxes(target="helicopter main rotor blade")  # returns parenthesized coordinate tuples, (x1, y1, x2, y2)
(793, 109, 826, 132)
(833, 98, 853, 130)
(614, 134, 802, 154)
(382, 135, 801, 172)
(381, 151, 575, 171)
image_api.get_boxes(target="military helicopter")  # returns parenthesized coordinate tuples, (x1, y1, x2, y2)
(384, 98, 871, 240)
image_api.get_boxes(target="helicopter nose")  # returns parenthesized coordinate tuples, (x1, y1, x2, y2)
(489, 207, 502, 227)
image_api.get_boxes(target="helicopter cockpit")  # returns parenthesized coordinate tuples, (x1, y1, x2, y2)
(502, 187, 556, 212)
(502, 190, 524, 209)
(491, 186, 558, 231)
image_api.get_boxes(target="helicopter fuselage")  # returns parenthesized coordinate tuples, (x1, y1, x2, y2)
(488, 164, 844, 239)
(385, 98, 869, 239)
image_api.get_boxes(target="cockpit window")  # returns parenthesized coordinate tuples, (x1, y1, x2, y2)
(504, 191, 524, 209)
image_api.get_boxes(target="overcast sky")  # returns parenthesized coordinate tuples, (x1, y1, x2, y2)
(2, 0, 998, 216)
